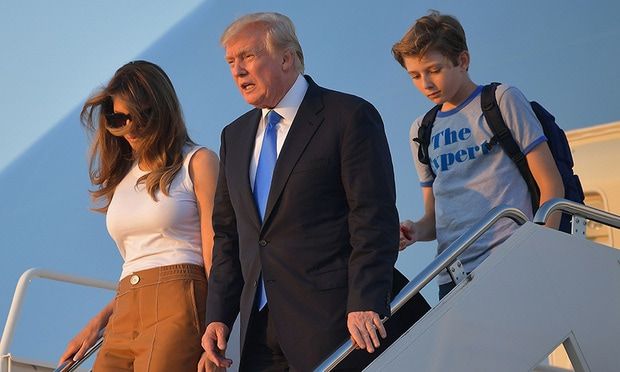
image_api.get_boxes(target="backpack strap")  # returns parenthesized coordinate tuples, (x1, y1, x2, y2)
(413, 104, 441, 178)
(481, 83, 540, 211)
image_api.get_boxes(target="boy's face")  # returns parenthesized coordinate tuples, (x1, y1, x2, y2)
(403, 50, 470, 110)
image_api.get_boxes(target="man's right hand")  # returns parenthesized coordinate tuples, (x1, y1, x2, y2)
(201, 322, 232, 368)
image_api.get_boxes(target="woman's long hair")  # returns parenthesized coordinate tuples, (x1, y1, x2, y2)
(81, 60, 194, 212)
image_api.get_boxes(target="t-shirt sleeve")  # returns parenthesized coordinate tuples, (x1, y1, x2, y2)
(409, 117, 434, 187)
(495, 85, 547, 155)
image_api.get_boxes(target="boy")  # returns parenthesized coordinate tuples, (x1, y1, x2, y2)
(392, 11, 564, 299)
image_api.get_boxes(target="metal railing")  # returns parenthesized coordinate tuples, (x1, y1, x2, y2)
(315, 205, 528, 371)
(0, 268, 115, 366)
(534, 198, 620, 230)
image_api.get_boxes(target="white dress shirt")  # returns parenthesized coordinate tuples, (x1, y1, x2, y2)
(249, 74, 309, 189)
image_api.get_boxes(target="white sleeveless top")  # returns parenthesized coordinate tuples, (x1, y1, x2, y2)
(106, 146, 204, 280)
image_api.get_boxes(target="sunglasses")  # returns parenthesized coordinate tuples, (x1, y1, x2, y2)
(105, 112, 132, 128)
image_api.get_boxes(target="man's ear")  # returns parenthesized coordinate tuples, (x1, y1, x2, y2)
(281, 49, 295, 71)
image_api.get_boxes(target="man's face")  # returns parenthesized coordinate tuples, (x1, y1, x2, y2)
(403, 50, 468, 110)
(224, 23, 290, 108)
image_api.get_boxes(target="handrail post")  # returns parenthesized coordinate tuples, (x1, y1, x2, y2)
(0, 268, 116, 357)
(0, 268, 37, 356)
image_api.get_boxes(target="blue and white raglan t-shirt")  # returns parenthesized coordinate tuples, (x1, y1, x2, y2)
(410, 84, 546, 285)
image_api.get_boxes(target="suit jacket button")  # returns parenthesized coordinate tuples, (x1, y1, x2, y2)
(259, 240, 267, 247)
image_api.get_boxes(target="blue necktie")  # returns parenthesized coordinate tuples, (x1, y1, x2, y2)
(254, 110, 281, 310)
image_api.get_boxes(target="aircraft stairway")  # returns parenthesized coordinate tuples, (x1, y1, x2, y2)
(318, 199, 620, 371)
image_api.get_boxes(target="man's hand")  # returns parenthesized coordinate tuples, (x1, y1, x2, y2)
(347, 311, 386, 353)
(201, 322, 232, 368)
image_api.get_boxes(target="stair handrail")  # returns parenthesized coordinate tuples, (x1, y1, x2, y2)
(533, 197, 620, 229)
(0, 268, 116, 357)
(315, 205, 528, 371)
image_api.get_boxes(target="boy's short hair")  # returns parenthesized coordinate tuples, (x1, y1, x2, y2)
(392, 10, 468, 68)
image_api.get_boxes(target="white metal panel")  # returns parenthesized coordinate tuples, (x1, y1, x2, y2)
(367, 223, 620, 371)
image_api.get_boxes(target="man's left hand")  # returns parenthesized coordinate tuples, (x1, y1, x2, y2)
(347, 311, 386, 353)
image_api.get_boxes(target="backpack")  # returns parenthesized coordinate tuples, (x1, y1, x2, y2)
(414, 82, 585, 233)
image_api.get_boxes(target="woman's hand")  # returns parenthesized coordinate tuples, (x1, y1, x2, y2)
(57, 301, 113, 366)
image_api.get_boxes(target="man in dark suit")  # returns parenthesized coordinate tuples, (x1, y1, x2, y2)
(201, 12, 399, 371)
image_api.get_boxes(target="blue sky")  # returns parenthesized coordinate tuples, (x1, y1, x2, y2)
(1, 0, 619, 366)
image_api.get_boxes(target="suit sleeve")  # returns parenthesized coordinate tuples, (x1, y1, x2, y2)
(341, 101, 400, 317)
(205, 127, 243, 330)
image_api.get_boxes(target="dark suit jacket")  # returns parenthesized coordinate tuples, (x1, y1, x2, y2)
(206, 76, 399, 370)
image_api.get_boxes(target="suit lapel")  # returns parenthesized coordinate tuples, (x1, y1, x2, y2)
(232, 109, 262, 228)
(262, 77, 325, 226)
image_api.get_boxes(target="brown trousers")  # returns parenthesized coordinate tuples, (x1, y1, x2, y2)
(93, 264, 207, 372)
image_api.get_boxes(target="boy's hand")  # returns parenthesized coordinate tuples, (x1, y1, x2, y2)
(399, 220, 416, 250)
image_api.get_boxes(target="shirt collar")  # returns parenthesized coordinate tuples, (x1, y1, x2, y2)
(261, 74, 309, 127)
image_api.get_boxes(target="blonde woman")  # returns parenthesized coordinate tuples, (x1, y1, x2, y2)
(58, 61, 219, 371)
